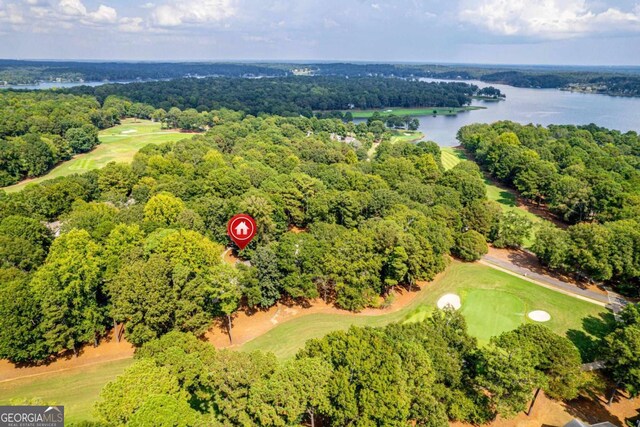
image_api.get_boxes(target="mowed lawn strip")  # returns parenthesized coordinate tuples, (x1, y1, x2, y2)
(241, 261, 609, 358)
(0, 358, 133, 424)
(346, 106, 484, 118)
(389, 130, 423, 144)
(441, 146, 550, 247)
(3, 119, 189, 193)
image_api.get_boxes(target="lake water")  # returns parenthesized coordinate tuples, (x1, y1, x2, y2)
(5, 77, 640, 147)
(0, 80, 141, 90)
(404, 79, 640, 146)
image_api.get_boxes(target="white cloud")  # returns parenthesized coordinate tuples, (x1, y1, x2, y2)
(459, 0, 640, 39)
(0, 2, 25, 23)
(57, 0, 117, 24)
(118, 16, 144, 32)
(58, 0, 85, 16)
(151, 0, 236, 27)
(25, 0, 50, 6)
(88, 4, 116, 23)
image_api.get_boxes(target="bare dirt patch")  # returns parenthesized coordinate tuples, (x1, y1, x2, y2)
(452, 388, 640, 427)
(288, 225, 308, 234)
(206, 282, 429, 349)
(565, 386, 640, 427)
(222, 247, 242, 265)
(0, 330, 133, 383)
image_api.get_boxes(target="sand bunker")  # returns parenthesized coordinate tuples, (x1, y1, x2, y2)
(528, 310, 551, 322)
(437, 293, 461, 310)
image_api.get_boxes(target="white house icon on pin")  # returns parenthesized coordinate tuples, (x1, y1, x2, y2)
(235, 221, 249, 236)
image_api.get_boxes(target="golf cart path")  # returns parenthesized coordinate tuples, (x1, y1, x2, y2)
(0, 248, 626, 383)
(481, 247, 626, 309)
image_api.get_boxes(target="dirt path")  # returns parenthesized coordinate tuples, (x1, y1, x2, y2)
(206, 282, 428, 348)
(0, 330, 134, 382)
(0, 247, 623, 383)
(0, 281, 429, 383)
(452, 388, 640, 427)
(481, 247, 611, 306)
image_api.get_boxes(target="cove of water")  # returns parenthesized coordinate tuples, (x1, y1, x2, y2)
(398, 79, 640, 147)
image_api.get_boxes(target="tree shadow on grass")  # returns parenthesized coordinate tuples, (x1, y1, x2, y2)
(497, 190, 517, 207)
(566, 313, 617, 362)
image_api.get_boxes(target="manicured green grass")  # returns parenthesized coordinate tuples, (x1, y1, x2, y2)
(440, 146, 467, 170)
(0, 358, 133, 425)
(347, 106, 484, 119)
(389, 130, 423, 144)
(2, 119, 190, 193)
(0, 263, 610, 424)
(241, 261, 610, 358)
(440, 146, 549, 247)
(472, 96, 504, 102)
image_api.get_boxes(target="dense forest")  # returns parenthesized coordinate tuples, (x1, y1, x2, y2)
(66, 76, 479, 116)
(0, 106, 638, 425)
(458, 121, 640, 294)
(3, 59, 640, 96)
(0, 92, 107, 186)
(0, 60, 286, 85)
(0, 76, 476, 186)
(0, 112, 546, 365)
(88, 315, 595, 427)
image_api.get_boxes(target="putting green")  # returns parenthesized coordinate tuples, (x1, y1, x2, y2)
(461, 289, 525, 342)
(243, 262, 610, 356)
(0, 262, 611, 425)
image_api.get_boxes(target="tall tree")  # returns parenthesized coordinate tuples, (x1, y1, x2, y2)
(0, 268, 47, 362)
(94, 359, 190, 426)
(249, 357, 332, 427)
(30, 229, 105, 355)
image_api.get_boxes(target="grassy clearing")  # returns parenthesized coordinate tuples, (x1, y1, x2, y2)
(3, 119, 190, 193)
(241, 261, 609, 358)
(348, 106, 484, 119)
(0, 358, 133, 424)
(440, 146, 467, 170)
(368, 130, 424, 160)
(441, 146, 550, 247)
(389, 130, 423, 144)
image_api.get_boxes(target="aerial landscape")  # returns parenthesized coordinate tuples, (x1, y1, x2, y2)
(0, 1, 640, 426)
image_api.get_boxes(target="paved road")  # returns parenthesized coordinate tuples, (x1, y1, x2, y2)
(481, 254, 613, 306)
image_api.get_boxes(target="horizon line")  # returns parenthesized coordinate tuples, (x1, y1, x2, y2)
(1, 58, 640, 68)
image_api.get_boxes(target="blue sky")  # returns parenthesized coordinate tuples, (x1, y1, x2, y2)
(0, 0, 639, 64)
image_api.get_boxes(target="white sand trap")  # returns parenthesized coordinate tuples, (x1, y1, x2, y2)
(121, 129, 137, 134)
(437, 294, 461, 310)
(528, 310, 551, 322)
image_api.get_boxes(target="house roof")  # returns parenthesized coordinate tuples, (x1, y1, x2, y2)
(565, 419, 589, 427)
(564, 419, 618, 427)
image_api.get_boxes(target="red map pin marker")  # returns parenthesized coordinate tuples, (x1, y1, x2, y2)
(227, 214, 257, 250)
